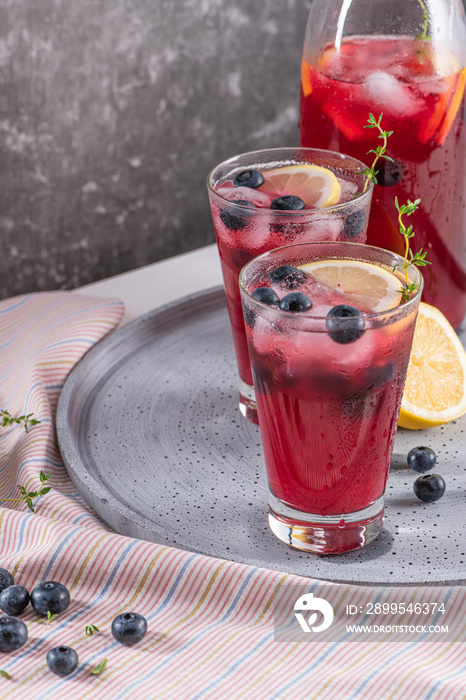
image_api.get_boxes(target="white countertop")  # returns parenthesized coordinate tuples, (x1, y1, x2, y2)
(75, 244, 223, 326)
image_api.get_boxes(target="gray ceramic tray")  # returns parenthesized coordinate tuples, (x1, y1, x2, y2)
(57, 287, 466, 585)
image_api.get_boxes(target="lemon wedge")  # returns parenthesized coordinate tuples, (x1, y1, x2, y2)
(261, 164, 341, 208)
(398, 302, 466, 429)
(299, 259, 402, 312)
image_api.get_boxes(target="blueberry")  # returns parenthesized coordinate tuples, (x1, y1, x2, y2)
(413, 474, 446, 503)
(376, 159, 404, 187)
(342, 392, 367, 419)
(0, 585, 30, 616)
(219, 200, 255, 232)
(31, 581, 70, 616)
(242, 301, 255, 329)
(326, 305, 365, 344)
(342, 209, 366, 239)
(46, 646, 79, 677)
(111, 612, 148, 646)
(0, 569, 14, 593)
(270, 195, 306, 211)
(0, 615, 28, 652)
(269, 265, 306, 290)
(231, 248, 252, 271)
(232, 169, 264, 189)
(407, 446, 437, 474)
(251, 287, 280, 306)
(279, 292, 313, 312)
(269, 221, 304, 241)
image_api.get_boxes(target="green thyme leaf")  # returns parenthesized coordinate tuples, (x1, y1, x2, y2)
(90, 658, 107, 675)
(361, 113, 393, 193)
(0, 670, 10, 680)
(394, 198, 431, 300)
(40, 610, 58, 626)
(85, 624, 100, 636)
(0, 410, 40, 433)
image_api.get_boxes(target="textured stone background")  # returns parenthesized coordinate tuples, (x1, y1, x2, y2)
(0, 0, 311, 296)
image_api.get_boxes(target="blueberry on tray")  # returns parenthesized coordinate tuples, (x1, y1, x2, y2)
(413, 474, 446, 503)
(407, 446, 437, 473)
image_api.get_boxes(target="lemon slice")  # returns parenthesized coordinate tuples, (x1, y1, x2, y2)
(299, 259, 402, 312)
(398, 302, 466, 429)
(261, 164, 341, 208)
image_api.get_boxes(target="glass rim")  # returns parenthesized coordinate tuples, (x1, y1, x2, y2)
(206, 146, 374, 215)
(239, 240, 424, 322)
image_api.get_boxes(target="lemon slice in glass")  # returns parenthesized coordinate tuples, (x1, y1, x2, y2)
(299, 259, 402, 312)
(398, 302, 466, 429)
(261, 164, 341, 208)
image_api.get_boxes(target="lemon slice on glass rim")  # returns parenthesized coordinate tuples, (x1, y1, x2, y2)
(299, 259, 402, 313)
(398, 302, 466, 429)
(260, 163, 341, 208)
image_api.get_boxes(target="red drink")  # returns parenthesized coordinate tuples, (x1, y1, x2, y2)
(207, 148, 373, 423)
(300, 36, 466, 328)
(240, 241, 422, 554)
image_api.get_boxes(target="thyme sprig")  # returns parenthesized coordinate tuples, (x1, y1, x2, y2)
(416, 0, 429, 41)
(39, 610, 58, 626)
(362, 113, 393, 192)
(1, 410, 40, 433)
(0, 412, 49, 513)
(394, 197, 431, 301)
(0, 471, 51, 513)
(85, 624, 99, 636)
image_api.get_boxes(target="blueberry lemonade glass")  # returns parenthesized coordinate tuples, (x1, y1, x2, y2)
(239, 240, 423, 554)
(207, 147, 374, 425)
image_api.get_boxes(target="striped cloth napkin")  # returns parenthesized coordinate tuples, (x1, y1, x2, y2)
(0, 291, 464, 699)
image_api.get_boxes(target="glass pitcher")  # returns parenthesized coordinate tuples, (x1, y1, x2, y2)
(299, 0, 466, 327)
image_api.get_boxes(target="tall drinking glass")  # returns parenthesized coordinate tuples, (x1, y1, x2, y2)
(207, 147, 374, 424)
(240, 241, 423, 554)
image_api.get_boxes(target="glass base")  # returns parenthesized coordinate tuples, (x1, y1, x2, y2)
(268, 494, 384, 555)
(238, 380, 259, 425)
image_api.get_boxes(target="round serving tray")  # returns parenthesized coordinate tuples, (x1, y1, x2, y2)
(57, 287, 466, 585)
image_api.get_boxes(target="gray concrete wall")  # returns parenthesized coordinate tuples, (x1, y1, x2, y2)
(0, 0, 311, 296)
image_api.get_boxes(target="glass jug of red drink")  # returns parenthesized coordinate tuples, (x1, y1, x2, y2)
(299, 0, 466, 328)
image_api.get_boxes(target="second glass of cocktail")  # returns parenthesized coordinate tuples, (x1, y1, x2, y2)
(207, 147, 374, 424)
(240, 241, 423, 554)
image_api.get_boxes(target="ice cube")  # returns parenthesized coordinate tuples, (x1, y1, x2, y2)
(416, 75, 450, 95)
(338, 179, 358, 203)
(251, 314, 278, 357)
(293, 323, 378, 385)
(364, 71, 423, 117)
(300, 216, 343, 242)
(216, 185, 272, 208)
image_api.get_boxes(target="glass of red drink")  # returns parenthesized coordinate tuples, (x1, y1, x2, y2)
(239, 240, 423, 554)
(299, 0, 466, 328)
(207, 147, 374, 424)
